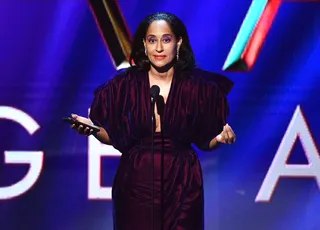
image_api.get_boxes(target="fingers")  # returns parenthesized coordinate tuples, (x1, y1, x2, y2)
(223, 125, 229, 143)
(225, 124, 236, 144)
(77, 125, 84, 134)
(83, 127, 94, 136)
(70, 114, 94, 136)
(216, 124, 236, 144)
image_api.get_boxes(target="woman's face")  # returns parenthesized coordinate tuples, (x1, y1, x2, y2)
(144, 20, 182, 68)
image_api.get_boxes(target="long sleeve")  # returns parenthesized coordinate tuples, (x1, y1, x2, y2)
(89, 69, 130, 153)
(191, 70, 233, 151)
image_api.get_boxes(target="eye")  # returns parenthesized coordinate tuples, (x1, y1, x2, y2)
(163, 38, 171, 43)
(148, 38, 156, 43)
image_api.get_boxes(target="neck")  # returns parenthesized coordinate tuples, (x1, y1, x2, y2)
(149, 65, 174, 82)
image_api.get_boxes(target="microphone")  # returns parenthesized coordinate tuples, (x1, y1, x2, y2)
(150, 85, 160, 102)
(150, 85, 160, 128)
(150, 85, 160, 230)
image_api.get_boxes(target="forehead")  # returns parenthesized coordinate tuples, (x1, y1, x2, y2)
(146, 20, 173, 36)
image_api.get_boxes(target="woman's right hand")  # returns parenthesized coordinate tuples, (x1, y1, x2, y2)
(71, 113, 96, 136)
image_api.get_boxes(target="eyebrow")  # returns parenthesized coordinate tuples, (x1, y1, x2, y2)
(147, 34, 173, 37)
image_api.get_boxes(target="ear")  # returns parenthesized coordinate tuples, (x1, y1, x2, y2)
(143, 39, 146, 48)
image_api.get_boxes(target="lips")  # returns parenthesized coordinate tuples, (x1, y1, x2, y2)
(153, 55, 166, 60)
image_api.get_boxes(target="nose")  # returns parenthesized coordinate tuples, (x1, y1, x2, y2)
(156, 41, 163, 53)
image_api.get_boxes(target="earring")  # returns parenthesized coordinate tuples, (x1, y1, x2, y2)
(176, 48, 179, 61)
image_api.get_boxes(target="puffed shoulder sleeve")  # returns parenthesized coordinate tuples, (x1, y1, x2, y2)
(89, 81, 112, 129)
(192, 72, 234, 151)
(89, 69, 129, 151)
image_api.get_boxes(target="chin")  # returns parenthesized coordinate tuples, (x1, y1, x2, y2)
(151, 60, 168, 68)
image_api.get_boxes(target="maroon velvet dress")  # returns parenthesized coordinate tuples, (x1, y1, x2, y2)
(89, 67, 233, 230)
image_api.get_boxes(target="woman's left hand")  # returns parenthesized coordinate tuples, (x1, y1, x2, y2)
(215, 123, 236, 144)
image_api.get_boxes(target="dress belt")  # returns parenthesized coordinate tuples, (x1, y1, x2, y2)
(137, 135, 191, 150)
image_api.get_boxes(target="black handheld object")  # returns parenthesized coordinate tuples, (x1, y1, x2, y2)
(150, 85, 160, 102)
(150, 85, 160, 230)
(62, 117, 100, 133)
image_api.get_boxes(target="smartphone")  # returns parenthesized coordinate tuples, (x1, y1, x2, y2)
(62, 117, 100, 133)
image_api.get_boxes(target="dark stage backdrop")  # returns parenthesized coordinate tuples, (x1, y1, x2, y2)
(0, 0, 320, 230)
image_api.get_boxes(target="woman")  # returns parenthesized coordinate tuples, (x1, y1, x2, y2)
(72, 12, 236, 230)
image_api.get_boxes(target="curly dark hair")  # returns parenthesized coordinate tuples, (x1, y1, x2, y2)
(129, 12, 196, 72)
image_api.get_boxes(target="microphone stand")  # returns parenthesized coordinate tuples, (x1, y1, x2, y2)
(156, 97, 165, 230)
(154, 96, 164, 230)
(150, 85, 160, 230)
(160, 118, 164, 230)
(150, 95, 156, 230)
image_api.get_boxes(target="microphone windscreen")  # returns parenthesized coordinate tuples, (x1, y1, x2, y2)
(150, 85, 160, 97)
